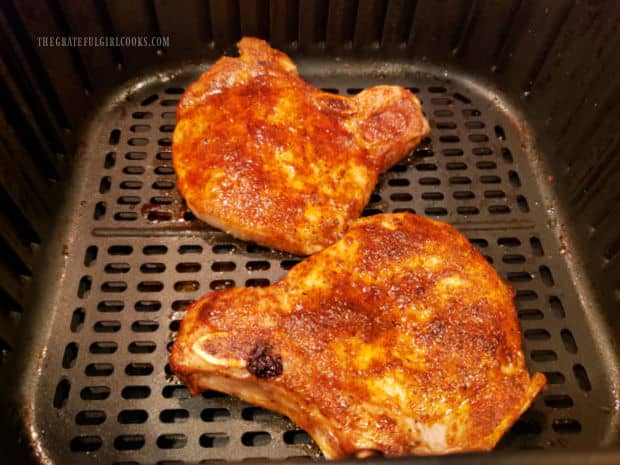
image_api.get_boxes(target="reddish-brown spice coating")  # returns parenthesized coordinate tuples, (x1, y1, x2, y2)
(172, 38, 430, 255)
(170, 213, 546, 459)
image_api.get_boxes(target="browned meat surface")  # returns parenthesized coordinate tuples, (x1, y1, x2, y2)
(172, 38, 430, 255)
(170, 213, 546, 459)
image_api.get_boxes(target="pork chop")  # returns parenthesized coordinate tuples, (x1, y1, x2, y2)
(172, 38, 430, 255)
(170, 212, 546, 459)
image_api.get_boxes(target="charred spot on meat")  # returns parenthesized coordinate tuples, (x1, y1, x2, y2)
(246, 342, 283, 378)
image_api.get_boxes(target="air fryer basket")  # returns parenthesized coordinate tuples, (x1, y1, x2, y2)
(0, 1, 619, 465)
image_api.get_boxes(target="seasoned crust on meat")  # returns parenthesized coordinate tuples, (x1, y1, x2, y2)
(170, 213, 546, 459)
(173, 38, 430, 255)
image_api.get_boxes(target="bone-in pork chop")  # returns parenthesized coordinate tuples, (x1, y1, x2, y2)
(170, 213, 546, 459)
(172, 38, 430, 255)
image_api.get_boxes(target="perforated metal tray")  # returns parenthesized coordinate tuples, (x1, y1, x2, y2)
(19, 60, 618, 465)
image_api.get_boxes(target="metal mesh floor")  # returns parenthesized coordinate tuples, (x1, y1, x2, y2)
(37, 67, 614, 464)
